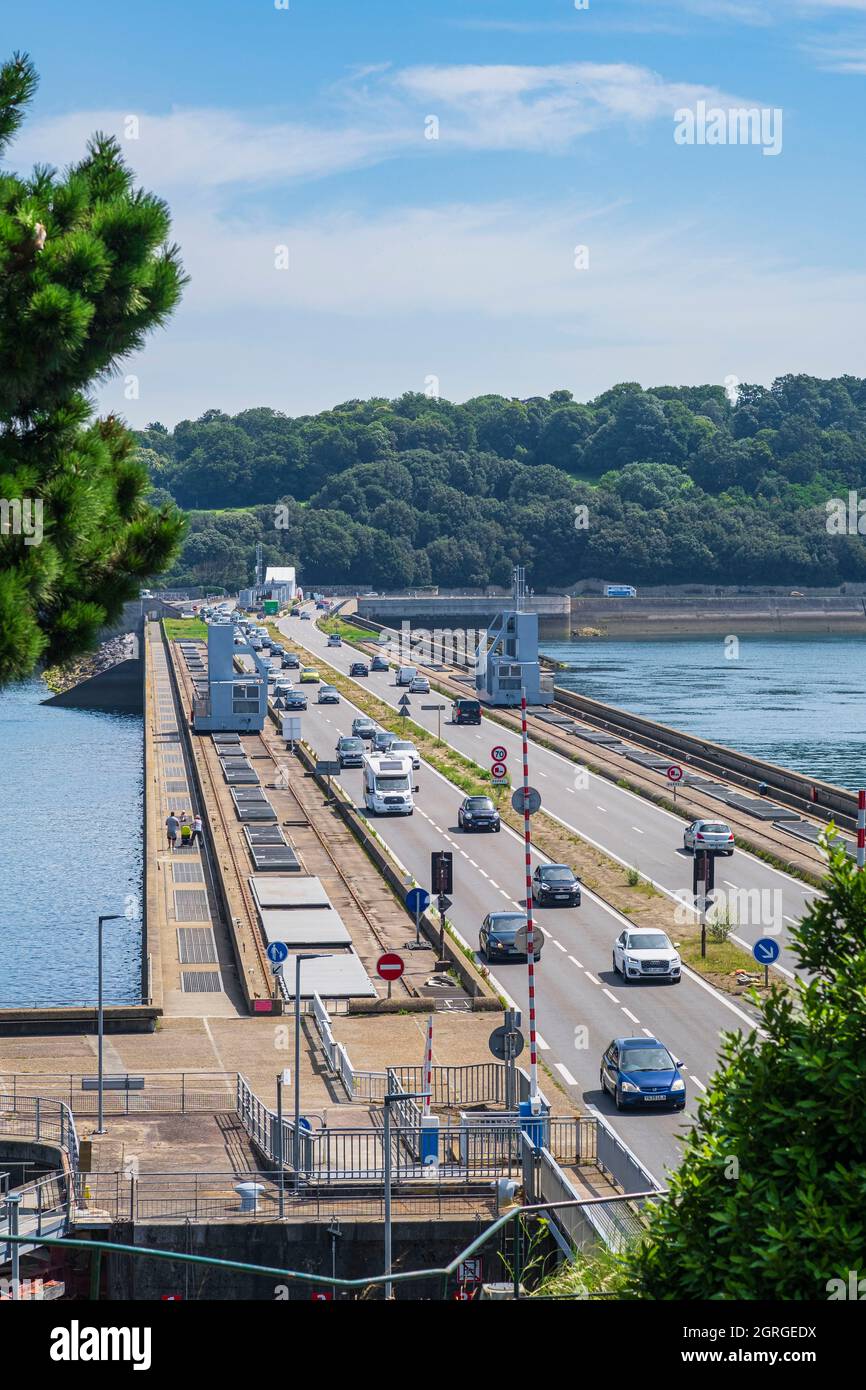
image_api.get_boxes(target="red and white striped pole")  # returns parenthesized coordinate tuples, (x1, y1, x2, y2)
(423, 1014, 433, 1115)
(858, 790, 865, 870)
(521, 693, 539, 1109)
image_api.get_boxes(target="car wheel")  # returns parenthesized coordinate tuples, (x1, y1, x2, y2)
(494, 823, 501, 833)
(672, 974, 682, 984)
(600, 1071, 608, 1095)
(614, 1088, 625, 1112)
(612, 952, 619, 975)
(533, 952, 541, 963)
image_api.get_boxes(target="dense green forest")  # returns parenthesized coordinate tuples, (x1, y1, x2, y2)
(139, 376, 866, 592)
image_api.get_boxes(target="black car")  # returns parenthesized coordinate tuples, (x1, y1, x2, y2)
(283, 690, 308, 710)
(531, 864, 581, 907)
(452, 697, 482, 725)
(282, 653, 300, 669)
(458, 795, 501, 832)
(480, 912, 543, 963)
(371, 655, 389, 672)
(349, 661, 369, 677)
(351, 716, 378, 740)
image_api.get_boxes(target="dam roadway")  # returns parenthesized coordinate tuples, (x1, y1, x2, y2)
(272, 607, 811, 1186)
(280, 608, 822, 978)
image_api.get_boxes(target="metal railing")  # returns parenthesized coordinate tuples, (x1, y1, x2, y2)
(74, 1170, 498, 1224)
(310, 993, 506, 1107)
(0, 1072, 236, 1117)
(0, 1094, 79, 1171)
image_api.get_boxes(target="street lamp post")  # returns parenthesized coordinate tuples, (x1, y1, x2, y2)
(293, 954, 324, 1185)
(383, 1088, 430, 1301)
(96, 914, 122, 1135)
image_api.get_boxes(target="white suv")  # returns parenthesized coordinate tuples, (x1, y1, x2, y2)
(612, 929, 681, 984)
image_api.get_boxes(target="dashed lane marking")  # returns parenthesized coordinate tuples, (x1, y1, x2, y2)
(555, 1063, 577, 1086)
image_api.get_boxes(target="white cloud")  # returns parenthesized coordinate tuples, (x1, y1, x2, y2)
(95, 196, 866, 427)
(6, 62, 758, 193)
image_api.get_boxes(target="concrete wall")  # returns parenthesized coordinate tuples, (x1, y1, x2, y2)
(103, 1217, 504, 1300)
(43, 656, 143, 714)
(358, 594, 571, 640)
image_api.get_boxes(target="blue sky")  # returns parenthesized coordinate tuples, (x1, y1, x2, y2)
(8, 0, 866, 426)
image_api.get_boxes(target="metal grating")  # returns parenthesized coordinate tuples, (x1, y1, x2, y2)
(166, 781, 188, 792)
(177, 928, 217, 964)
(172, 862, 204, 883)
(181, 970, 222, 993)
(173, 889, 210, 922)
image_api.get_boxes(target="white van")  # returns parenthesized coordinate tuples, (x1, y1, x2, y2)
(362, 753, 415, 816)
(396, 666, 417, 686)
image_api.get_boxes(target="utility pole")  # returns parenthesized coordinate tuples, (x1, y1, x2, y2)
(520, 692, 540, 1111)
(96, 914, 122, 1135)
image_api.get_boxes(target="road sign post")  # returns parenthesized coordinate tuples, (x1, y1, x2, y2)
(667, 764, 683, 804)
(405, 886, 431, 948)
(753, 936, 780, 988)
(376, 952, 405, 999)
(693, 847, 715, 958)
(422, 702, 447, 742)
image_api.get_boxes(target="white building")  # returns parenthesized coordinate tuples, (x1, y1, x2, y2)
(263, 566, 297, 602)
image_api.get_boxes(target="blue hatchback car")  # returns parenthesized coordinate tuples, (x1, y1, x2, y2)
(600, 1036, 686, 1112)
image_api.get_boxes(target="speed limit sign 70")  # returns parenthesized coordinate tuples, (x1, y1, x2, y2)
(491, 745, 507, 763)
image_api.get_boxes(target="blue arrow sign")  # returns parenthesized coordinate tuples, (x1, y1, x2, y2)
(266, 940, 289, 964)
(406, 887, 431, 914)
(753, 937, 780, 965)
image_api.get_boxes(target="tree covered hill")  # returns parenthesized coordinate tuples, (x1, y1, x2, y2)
(140, 377, 866, 592)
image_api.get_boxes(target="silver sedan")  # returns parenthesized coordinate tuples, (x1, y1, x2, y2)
(683, 819, 735, 855)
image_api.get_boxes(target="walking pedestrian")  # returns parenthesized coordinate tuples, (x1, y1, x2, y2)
(165, 811, 179, 851)
(191, 814, 204, 846)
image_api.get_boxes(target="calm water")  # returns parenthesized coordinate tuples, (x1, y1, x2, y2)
(541, 634, 866, 791)
(0, 679, 143, 1006)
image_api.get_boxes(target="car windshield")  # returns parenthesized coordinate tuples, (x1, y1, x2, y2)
(699, 823, 729, 834)
(376, 774, 410, 790)
(627, 934, 670, 950)
(620, 1047, 674, 1072)
(541, 867, 573, 882)
(467, 798, 494, 810)
(340, 739, 363, 751)
(390, 743, 413, 752)
(490, 915, 526, 938)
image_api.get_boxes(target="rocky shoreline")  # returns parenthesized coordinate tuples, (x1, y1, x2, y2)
(42, 632, 136, 695)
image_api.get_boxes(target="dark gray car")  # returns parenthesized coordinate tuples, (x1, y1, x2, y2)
(480, 912, 543, 963)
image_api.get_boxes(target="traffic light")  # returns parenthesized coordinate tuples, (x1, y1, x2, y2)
(431, 850, 453, 895)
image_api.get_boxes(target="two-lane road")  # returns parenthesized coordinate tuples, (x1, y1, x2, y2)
(271, 624, 764, 1185)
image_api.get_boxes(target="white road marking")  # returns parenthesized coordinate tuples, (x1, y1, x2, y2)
(691, 1076, 707, 1092)
(595, 804, 607, 812)
(469, 859, 479, 868)
(536, 1034, 550, 1050)
(585, 971, 600, 985)
(602, 988, 620, 1004)
(499, 890, 511, 899)
(553, 940, 566, 952)
(631, 826, 644, 834)
(489, 880, 500, 889)
(568, 955, 583, 968)
(784, 915, 797, 925)
(555, 1062, 577, 1086)
(642, 1027, 655, 1038)
(621, 1007, 640, 1025)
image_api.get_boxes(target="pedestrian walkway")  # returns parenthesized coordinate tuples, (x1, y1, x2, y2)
(147, 636, 243, 1016)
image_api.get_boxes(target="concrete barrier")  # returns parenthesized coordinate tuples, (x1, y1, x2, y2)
(552, 686, 856, 828)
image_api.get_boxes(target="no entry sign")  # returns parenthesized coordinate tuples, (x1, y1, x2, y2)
(376, 952, 405, 981)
